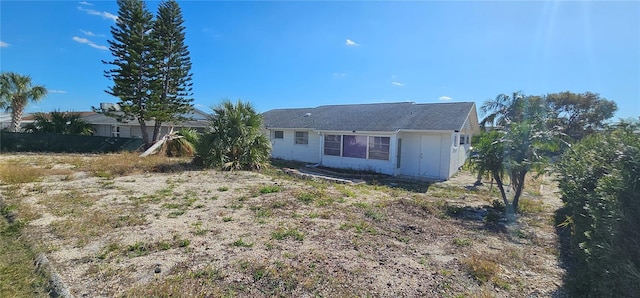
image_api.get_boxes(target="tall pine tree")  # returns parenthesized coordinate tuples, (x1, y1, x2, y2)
(148, 0, 193, 143)
(103, 0, 156, 146)
(103, 0, 193, 146)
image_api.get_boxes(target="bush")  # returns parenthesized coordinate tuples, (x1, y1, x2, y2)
(194, 100, 271, 170)
(555, 127, 640, 297)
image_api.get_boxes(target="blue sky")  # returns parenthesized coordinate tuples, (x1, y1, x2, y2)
(1, 1, 639, 120)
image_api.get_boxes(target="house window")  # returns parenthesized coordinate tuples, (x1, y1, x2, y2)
(324, 135, 341, 156)
(111, 126, 120, 138)
(274, 130, 283, 139)
(460, 135, 466, 145)
(343, 135, 367, 159)
(295, 131, 308, 145)
(368, 136, 390, 160)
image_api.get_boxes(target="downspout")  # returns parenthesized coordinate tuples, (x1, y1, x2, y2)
(318, 131, 323, 166)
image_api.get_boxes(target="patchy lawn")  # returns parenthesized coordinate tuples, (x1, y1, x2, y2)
(0, 153, 565, 297)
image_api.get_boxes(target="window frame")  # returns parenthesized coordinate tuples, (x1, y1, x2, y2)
(368, 136, 390, 160)
(274, 130, 284, 139)
(294, 131, 309, 145)
(323, 134, 391, 161)
(323, 134, 341, 156)
(342, 135, 368, 159)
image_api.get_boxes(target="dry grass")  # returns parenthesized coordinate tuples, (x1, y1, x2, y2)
(462, 253, 501, 284)
(0, 153, 565, 297)
(0, 162, 42, 184)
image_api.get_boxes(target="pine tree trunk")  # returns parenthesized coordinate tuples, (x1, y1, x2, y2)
(139, 120, 150, 148)
(152, 121, 162, 144)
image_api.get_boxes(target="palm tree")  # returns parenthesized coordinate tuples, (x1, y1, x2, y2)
(23, 110, 94, 135)
(475, 92, 561, 221)
(194, 100, 271, 170)
(480, 91, 549, 129)
(0, 72, 48, 132)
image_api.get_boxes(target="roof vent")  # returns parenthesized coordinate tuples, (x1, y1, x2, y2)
(304, 112, 312, 117)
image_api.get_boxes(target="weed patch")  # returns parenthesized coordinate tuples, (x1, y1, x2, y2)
(271, 227, 304, 241)
(231, 238, 254, 248)
(259, 185, 281, 194)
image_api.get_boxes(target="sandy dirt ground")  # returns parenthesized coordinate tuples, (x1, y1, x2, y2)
(0, 154, 566, 297)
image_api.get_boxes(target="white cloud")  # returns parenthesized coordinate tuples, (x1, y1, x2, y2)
(49, 90, 67, 94)
(345, 39, 359, 46)
(0, 41, 8, 48)
(391, 82, 404, 87)
(80, 30, 104, 37)
(439, 96, 453, 101)
(79, 1, 93, 5)
(72, 36, 108, 50)
(78, 6, 117, 22)
(332, 72, 346, 78)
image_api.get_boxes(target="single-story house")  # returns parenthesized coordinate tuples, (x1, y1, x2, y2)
(262, 101, 480, 180)
(84, 107, 210, 138)
(20, 105, 210, 139)
(0, 112, 12, 130)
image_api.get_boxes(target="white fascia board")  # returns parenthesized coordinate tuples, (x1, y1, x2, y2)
(396, 129, 452, 134)
(316, 130, 394, 135)
(266, 127, 316, 131)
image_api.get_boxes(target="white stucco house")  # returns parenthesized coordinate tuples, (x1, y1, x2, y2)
(262, 102, 481, 180)
(84, 107, 210, 138)
(20, 106, 210, 139)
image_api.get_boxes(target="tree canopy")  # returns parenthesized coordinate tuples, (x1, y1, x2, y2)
(0, 72, 48, 132)
(545, 91, 617, 141)
(148, 0, 193, 142)
(23, 111, 94, 135)
(103, 0, 193, 147)
(474, 92, 563, 220)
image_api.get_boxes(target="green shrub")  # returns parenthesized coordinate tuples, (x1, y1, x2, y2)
(556, 127, 640, 297)
(194, 100, 271, 170)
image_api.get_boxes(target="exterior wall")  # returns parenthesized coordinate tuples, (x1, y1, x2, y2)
(269, 129, 320, 163)
(318, 132, 397, 175)
(397, 132, 454, 180)
(94, 124, 204, 140)
(130, 126, 172, 140)
(93, 125, 111, 137)
(449, 132, 471, 177)
(268, 129, 473, 181)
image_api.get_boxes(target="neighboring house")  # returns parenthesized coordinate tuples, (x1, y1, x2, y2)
(0, 112, 12, 130)
(262, 102, 480, 180)
(85, 107, 210, 138)
(20, 106, 210, 139)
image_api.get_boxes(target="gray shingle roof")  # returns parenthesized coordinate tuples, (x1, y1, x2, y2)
(82, 111, 209, 128)
(262, 102, 476, 132)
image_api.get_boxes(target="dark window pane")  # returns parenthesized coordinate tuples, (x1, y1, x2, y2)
(324, 134, 341, 156)
(295, 131, 308, 144)
(343, 135, 367, 158)
(274, 131, 283, 139)
(368, 136, 390, 160)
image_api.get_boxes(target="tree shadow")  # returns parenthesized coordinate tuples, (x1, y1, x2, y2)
(553, 206, 574, 297)
(269, 159, 433, 193)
